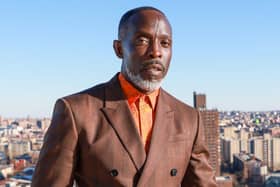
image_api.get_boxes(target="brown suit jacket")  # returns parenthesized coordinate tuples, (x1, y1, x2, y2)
(32, 74, 217, 187)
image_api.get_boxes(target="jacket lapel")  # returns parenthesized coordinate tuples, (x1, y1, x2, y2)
(101, 75, 146, 171)
(137, 90, 174, 186)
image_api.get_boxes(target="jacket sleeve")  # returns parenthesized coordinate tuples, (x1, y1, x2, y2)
(181, 111, 217, 187)
(32, 99, 79, 187)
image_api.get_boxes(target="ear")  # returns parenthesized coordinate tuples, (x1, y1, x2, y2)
(113, 40, 123, 58)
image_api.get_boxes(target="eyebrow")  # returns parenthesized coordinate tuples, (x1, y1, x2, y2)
(133, 30, 172, 39)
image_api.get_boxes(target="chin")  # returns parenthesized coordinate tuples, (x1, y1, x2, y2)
(137, 78, 162, 92)
(123, 64, 162, 92)
(129, 72, 162, 92)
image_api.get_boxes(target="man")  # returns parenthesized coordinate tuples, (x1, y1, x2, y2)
(32, 6, 217, 187)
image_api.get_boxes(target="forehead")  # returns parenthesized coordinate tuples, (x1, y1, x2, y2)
(126, 10, 172, 36)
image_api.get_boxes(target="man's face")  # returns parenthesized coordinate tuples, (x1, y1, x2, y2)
(117, 10, 172, 93)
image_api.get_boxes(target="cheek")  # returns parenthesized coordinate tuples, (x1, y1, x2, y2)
(163, 51, 172, 67)
(125, 47, 146, 62)
(134, 47, 149, 57)
(165, 48, 172, 59)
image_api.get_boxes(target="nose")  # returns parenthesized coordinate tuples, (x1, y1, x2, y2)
(148, 41, 162, 58)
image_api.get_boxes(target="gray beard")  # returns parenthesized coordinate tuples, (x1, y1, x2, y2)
(121, 62, 162, 92)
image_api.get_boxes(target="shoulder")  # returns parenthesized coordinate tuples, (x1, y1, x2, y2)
(160, 89, 200, 129)
(66, 82, 106, 102)
(160, 89, 201, 140)
(60, 74, 119, 106)
(161, 89, 197, 115)
(53, 79, 113, 115)
(61, 82, 105, 106)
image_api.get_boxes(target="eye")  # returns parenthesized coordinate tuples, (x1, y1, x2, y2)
(135, 37, 150, 46)
(161, 39, 171, 48)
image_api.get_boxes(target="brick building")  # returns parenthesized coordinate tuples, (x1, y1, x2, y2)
(193, 92, 220, 176)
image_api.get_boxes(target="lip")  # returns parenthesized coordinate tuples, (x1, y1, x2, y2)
(141, 63, 164, 72)
(143, 68, 162, 75)
(140, 64, 164, 79)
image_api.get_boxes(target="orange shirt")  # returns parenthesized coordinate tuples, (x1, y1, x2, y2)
(118, 73, 159, 152)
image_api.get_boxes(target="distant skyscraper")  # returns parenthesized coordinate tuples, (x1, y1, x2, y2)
(193, 92, 206, 110)
(250, 137, 264, 161)
(223, 126, 238, 139)
(233, 152, 267, 186)
(221, 138, 240, 165)
(270, 137, 280, 171)
(193, 92, 220, 176)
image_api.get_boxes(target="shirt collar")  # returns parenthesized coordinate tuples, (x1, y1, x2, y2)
(118, 73, 159, 109)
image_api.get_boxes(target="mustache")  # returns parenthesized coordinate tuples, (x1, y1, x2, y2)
(141, 59, 165, 72)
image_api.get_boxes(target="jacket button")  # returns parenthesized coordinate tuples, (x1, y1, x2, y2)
(110, 169, 118, 177)
(170, 168, 177, 176)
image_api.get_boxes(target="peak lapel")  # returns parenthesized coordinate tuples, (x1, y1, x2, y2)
(137, 90, 174, 186)
(101, 75, 146, 171)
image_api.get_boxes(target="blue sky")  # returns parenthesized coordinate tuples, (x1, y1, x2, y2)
(1, 1, 279, 118)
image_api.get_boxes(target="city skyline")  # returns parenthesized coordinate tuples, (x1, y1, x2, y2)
(1, 1, 280, 117)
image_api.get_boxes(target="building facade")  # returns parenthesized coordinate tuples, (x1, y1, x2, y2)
(193, 92, 220, 175)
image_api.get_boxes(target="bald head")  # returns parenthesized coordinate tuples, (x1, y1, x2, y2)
(118, 6, 171, 39)
(113, 6, 172, 93)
